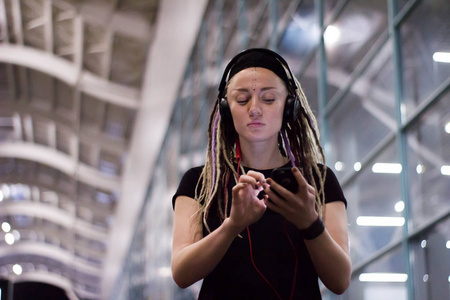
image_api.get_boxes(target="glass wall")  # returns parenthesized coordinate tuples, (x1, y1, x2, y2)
(115, 0, 450, 299)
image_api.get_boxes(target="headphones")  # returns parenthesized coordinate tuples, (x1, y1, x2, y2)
(217, 48, 300, 126)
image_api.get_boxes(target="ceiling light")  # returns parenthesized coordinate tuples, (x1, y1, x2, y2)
(334, 161, 344, 171)
(433, 52, 450, 63)
(445, 122, 450, 134)
(421, 240, 427, 248)
(354, 162, 362, 171)
(372, 163, 402, 174)
(394, 201, 404, 212)
(5, 233, 15, 245)
(356, 216, 405, 227)
(1, 222, 11, 233)
(416, 164, 425, 174)
(446, 240, 450, 249)
(359, 273, 408, 282)
(324, 25, 341, 45)
(441, 165, 450, 176)
(12, 264, 22, 275)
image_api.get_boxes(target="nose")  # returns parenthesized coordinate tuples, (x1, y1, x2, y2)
(248, 97, 262, 116)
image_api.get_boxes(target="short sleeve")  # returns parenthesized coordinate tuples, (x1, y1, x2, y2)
(322, 167, 347, 207)
(172, 166, 204, 209)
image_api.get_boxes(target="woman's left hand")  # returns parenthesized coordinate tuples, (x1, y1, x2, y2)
(263, 167, 318, 229)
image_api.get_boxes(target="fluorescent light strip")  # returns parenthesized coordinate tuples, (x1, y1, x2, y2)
(372, 163, 402, 174)
(441, 165, 450, 176)
(359, 273, 408, 282)
(433, 52, 450, 63)
(356, 216, 405, 227)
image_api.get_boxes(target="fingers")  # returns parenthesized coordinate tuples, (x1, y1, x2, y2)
(291, 167, 308, 190)
(291, 167, 316, 195)
(239, 171, 266, 190)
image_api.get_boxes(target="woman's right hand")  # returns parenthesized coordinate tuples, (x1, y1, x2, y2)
(228, 170, 267, 232)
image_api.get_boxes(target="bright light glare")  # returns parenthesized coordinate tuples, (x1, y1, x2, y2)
(12, 264, 22, 275)
(446, 240, 450, 249)
(359, 273, 408, 282)
(421, 240, 427, 248)
(372, 163, 402, 174)
(441, 165, 450, 176)
(445, 122, 450, 134)
(356, 216, 405, 227)
(394, 201, 405, 212)
(158, 267, 172, 277)
(1, 222, 11, 233)
(12, 230, 20, 241)
(324, 25, 341, 45)
(354, 162, 362, 171)
(416, 164, 424, 174)
(0, 190, 3, 202)
(335, 161, 344, 171)
(433, 52, 450, 63)
(5, 233, 15, 245)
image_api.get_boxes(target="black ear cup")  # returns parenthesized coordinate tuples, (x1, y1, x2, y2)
(219, 97, 232, 124)
(283, 95, 299, 125)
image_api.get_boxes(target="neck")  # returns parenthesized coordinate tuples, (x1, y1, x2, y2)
(238, 138, 288, 170)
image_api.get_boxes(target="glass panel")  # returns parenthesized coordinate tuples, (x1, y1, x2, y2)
(400, 0, 450, 118)
(278, 0, 318, 75)
(325, 0, 388, 101)
(345, 143, 403, 265)
(324, 0, 342, 24)
(406, 92, 450, 229)
(327, 40, 395, 180)
(410, 217, 450, 300)
(344, 246, 408, 300)
(299, 56, 319, 121)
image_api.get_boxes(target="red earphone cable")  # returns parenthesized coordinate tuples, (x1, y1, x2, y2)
(247, 227, 283, 300)
(284, 220, 298, 300)
(236, 138, 297, 299)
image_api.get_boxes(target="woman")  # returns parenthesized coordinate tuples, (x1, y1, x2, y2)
(171, 48, 351, 299)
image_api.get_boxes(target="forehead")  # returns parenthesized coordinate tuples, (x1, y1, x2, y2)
(228, 67, 286, 89)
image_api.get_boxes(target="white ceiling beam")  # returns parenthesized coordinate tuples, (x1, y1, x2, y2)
(101, 0, 208, 298)
(0, 242, 101, 275)
(0, 44, 140, 109)
(0, 142, 120, 191)
(10, 0, 24, 44)
(43, 0, 54, 53)
(0, 0, 9, 42)
(0, 202, 108, 241)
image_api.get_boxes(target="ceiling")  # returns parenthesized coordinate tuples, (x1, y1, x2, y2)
(0, 0, 206, 299)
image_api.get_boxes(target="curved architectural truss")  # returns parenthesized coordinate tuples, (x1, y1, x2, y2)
(0, 0, 206, 298)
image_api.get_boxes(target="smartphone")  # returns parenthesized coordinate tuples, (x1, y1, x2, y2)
(270, 167, 298, 197)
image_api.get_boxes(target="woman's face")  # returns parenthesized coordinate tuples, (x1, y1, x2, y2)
(226, 67, 287, 144)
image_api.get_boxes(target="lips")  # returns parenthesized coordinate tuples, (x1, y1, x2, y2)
(247, 121, 264, 127)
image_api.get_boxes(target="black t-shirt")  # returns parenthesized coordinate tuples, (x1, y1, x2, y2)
(172, 163, 346, 300)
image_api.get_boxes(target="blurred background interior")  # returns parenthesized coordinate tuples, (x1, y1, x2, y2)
(0, 0, 449, 299)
